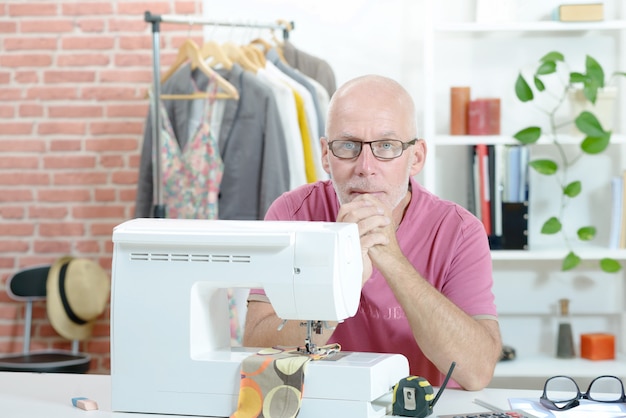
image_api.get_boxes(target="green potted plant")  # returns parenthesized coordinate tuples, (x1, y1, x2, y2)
(513, 51, 625, 273)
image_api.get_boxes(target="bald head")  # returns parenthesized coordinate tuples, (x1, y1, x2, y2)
(326, 75, 417, 138)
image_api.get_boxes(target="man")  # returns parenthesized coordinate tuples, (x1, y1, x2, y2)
(243, 75, 502, 390)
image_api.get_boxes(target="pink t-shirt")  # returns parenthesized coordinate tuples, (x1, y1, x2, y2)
(253, 177, 496, 386)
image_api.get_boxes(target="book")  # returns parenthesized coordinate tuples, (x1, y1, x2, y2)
(475, 144, 492, 235)
(620, 170, 626, 249)
(609, 176, 622, 250)
(556, 3, 604, 22)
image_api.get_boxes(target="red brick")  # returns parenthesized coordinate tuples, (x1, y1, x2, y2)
(87, 138, 138, 152)
(38, 189, 91, 202)
(91, 223, 117, 236)
(0, 172, 49, 185)
(33, 240, 72, 254)
(49, 139, 82, 151)
(26, 87, 79, 100)
(62, 37, 115, 50)
(0, 189, 33, 202)
(0, 240, 29, 252)
(38, 122, 86, 135)
(4, 37, 57, 50)
(21, 19, 74, 33)
(0, 22, 18, 33)
(0, 223, 35, 236)
(0, 139, 45, 152)
(107, 103, 149, 118)
(0, 207, 25, 219)
(81, 87, 138, 101)
(0, 88, 22, 100)
(72, 205, 126, 219)
(77, 19, 105, 33)
(53, 172, 107, 185)
(39, 222, 84, 237)
(100, 69, 152, 83)
(14, 71, 39, 84)
(90, 121, 143, 135)
(19, 104, 44, 117)
(8, 3, 58, 17)
(75, 240, 101, 253)
(28, 205, 69, 219)
(44, 70, 96, 83)
(175, 1, 200, 14)
(49, 105, 103, 118)
(0, 122, 33, 135)
(0, 54, 52, 67)
(0, 105, 15, 118)
(114, 53, 153, 67)
(118, 2, 170, 15)
(57, 53, 110, 67)
(43, 155, 96, 169)
(109, 18, 150, 33)
(99, 155, 124, 168)
(0, 156, 39, 169)
(62, 3, 113, 16)
(94, 188, 116, 201)
(112, 171, 138, 185)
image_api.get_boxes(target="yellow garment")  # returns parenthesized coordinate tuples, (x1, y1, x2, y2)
(292, 91, 317, 183)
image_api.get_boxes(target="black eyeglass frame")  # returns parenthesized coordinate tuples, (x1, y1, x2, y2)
(540, 375, 626, 411)
(327, 138, 418, 160)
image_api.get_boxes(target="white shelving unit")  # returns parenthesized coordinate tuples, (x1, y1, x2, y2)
(422, 1, 626, 389)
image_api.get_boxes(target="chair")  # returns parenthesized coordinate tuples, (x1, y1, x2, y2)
(0, 265, 91, 373)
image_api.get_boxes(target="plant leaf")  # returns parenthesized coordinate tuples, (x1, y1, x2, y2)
(533, 76, 545, 92)
(575, 111, 605, 137)
(569, 72, 587, 84)
(600, 258, 622, 273)
(564, 181, 581, 197)
(541, 217, 561, 234)
(513, 127, 541, 144)
(536, 61, 557, 76)
(581, 133, 611, 155)
(585, 55, 605, 88)
(529, 159, 557, 175)
(577, 226, 596, 241)
(515, 74, 533, 102)
(540, 51, 564, 63)
(562, 252, 581, 271)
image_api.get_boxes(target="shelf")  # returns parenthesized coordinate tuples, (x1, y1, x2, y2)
(491, 248, 626, 261)
(430, 134, 626, 146)
(494, 353, 626, 378)
(435, 20, 626, 33)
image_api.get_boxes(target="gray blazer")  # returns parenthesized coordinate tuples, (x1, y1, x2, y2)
(134, 63, 290, 220)
(282, 41, 337, 97)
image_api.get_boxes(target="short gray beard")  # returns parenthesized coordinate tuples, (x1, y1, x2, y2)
(330, 163, 412, 210)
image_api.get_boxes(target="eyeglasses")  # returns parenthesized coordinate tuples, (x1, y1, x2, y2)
(540, 375, 626, 411)
(327, 138, 417, 160)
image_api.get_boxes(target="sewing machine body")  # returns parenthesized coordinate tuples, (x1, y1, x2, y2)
(110, 218, 409, 417)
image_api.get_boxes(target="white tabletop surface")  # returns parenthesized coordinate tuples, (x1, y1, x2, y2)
(0, 371, 543, 417)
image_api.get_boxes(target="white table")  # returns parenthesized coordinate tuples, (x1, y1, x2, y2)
(0, 371, 543, 417)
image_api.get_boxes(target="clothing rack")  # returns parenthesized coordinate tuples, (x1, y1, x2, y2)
(143, 11, 294, 218)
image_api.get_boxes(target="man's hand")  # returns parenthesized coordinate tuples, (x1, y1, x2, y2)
(336, 194, 394, 286)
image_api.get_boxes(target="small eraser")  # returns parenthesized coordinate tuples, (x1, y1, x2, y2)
(71, 397, 98, 411)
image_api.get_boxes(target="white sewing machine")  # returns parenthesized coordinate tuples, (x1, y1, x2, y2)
(110, 218, 409, 417)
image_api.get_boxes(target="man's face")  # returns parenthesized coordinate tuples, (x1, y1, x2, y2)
(321, 86, 425, 210)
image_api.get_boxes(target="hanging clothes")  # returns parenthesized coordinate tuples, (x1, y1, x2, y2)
(282, 40, 337, 97)
(135, 63, 290, 220)
(158, 90, 223, 220)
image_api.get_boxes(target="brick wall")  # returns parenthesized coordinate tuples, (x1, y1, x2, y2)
(0, 0, 205, 374)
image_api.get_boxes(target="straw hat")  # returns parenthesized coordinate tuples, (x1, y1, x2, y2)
(46, 256, 110, 341)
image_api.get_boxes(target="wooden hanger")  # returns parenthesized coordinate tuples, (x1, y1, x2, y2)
(243, 44, 266, 67)
(201, 40, 233, 70)
(222, 41, 259, 73)
(160, 39, 239, 101)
